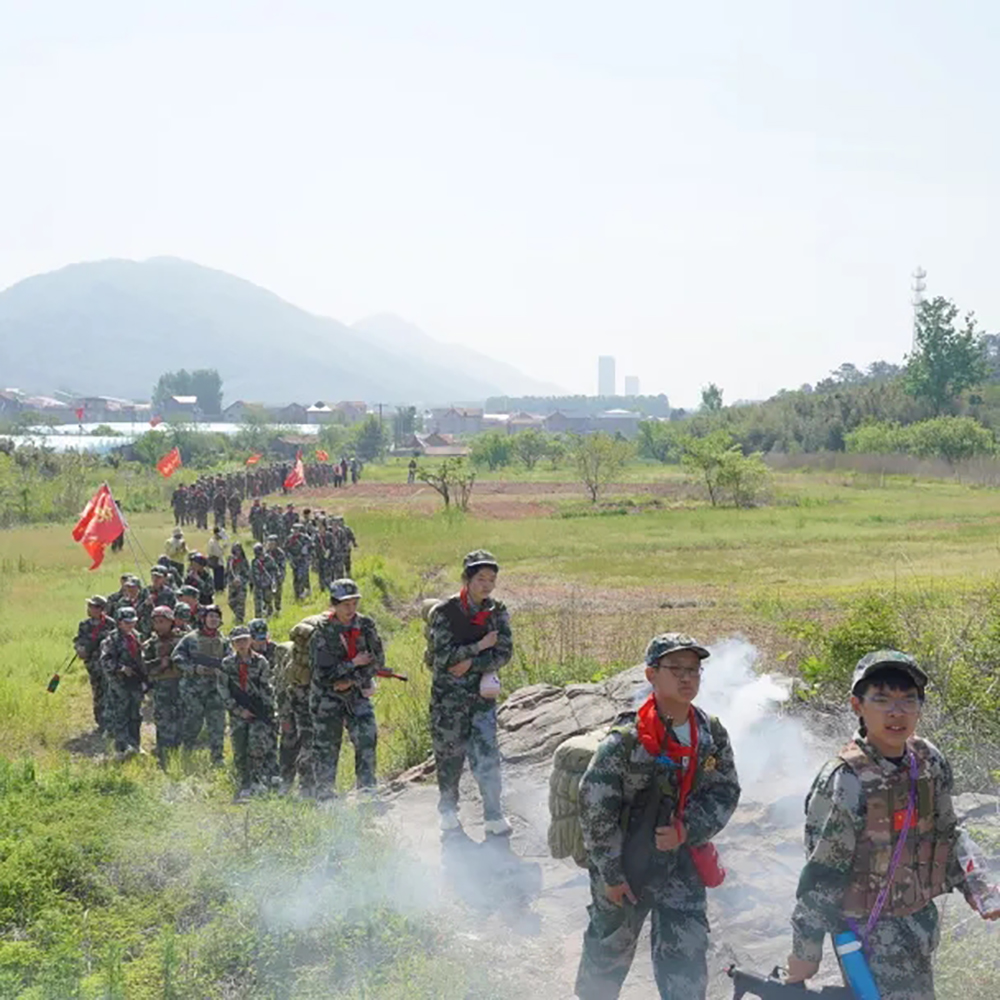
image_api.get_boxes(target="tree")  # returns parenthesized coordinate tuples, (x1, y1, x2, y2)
(700, 383, 724, 413)
(512, 428, 547, 470)
(904, 297, 987, 414)
(470, 431, 513, 471)
(866, 360, 901, 383)
(545, 436, 567, 470)
(392, 406, 418, 446)
(636, 420, 681, 463)
(573, 433, 632, 503)
(152, 368, 223, 416)
(680, 430, 770, 508)
(351, 414, 389, 462)
(417, 458, 476, 511)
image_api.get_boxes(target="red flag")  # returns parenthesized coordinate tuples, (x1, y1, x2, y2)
(245, 453, 262, 466)
(149, 415, 164, 428)
(156, 446, 183, 478)
(72, 484, 125, 570)
(75, 407, 85, 422)
(284, 456, 306, 490)
(315, 449, 329, 462)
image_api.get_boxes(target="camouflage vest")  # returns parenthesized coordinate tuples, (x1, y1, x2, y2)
(288, 614, 325, 687)
(839, 737, 949, 919)
(195, 631, 227, 662)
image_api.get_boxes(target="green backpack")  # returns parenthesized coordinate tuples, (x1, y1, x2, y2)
(547, 725, 637, 867)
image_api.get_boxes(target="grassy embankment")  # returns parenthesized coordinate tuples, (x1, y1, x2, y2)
(2, 465, 1000, 996)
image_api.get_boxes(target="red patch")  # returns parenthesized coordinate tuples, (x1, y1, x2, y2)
(893, 809, 917, 832)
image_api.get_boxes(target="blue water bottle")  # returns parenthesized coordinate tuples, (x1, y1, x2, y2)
(834, 930, 881, 1000)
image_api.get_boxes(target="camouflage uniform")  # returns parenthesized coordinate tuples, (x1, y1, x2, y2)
(221, 646, 277, 791)
(267, 540, 287, 613)
(285, 615, 325, 792)
(340, 521, 357, 576)
(137, 579, 176, 638)
(226, 550, 250, 624)
(74, 605, 115, 730)
(425, 593, 512, 822)
(142, 626, 185, 766)
(250, 551, 275, 619)
(286, 528, 311, 600)
(308, 610, 384, 794)
(790, 731, 992, 1000)
(172, 627, 231, 764)
(249, 502, 265, 542)
(100, 622, 147, 753)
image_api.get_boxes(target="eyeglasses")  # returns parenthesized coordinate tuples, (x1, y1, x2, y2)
(664, 666, 703, 680)
(865, 695, 922, 714)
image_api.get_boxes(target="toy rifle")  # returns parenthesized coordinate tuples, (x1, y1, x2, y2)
(189, 651, 276, 727)
(375, 668, 408, 682)
(727, 965, 854, 999)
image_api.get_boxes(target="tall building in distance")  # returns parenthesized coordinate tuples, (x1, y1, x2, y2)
(624, 375, 640, 397)
(598, 356, 616, 396)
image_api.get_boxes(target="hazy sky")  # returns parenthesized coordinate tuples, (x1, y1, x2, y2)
(3, 1, 999, 407)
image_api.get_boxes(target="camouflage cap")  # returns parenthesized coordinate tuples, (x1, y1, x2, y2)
(229, 625, 251, 639)
(851, 650, 928, 694)
(179, 585, 200, 598)
(173, 603, 193, 621)
(87, 595, 107, 608)
(116, 606, 138, 622)
(248, 618, 268, 640)
(266, 534, 279, 542)
(190, 552, 207, 565)
(330, 578, 361, 603)
(202, 604, 223, 618)
(645, 633, 710, 666)
(253, 542, 264, 552)
(231, 542, 243, 552)
(151, 605, 174, 620)
(463, 549, 499, 574)
(124, 575, 141, 588)
(150, 565, 167, 577)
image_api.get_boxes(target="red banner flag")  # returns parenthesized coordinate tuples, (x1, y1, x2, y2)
(149, 415, 164, 428)
(72, 484, 125, 570)
(315, 449, 329, 462)
(75, 407, 85, 422)
(245, 453, 262, 466)
(156, 446, 182, 478)
(284, 456, 306, 491)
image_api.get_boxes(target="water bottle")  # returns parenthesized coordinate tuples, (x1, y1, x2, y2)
(956, 830, 1000, 915)
(47, 673, 61, 693)
(834, 930, 881, 1000)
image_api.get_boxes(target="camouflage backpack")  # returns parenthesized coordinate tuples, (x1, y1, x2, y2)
(287, 614, 326, 687)
(547, 725, 637, 867)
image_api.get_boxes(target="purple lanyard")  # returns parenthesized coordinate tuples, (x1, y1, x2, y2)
(849, 750, 919, 949)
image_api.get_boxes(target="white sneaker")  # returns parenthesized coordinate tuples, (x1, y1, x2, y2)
(483, 817, 513, 837)
(440, 809, 462, 832)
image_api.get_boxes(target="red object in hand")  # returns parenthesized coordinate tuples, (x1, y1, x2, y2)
(689, 842, 726, 887)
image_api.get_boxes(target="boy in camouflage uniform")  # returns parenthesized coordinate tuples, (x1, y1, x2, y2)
(250, 543, 275, 619)
(74, 595, 114, 732)
(142, 606, 186, 767)
(226, 542, 250, 624)
(172, 604, 230, 765)
(266, 535, 287, 613)
(286, 523, 311, 600)
(426, 550, 513, 835)
(138, 565, 176, 638)
(222, 626, 278, 798)
(575, 633, 740, 1000)
(100, 606, 148, 757)
(309, 579, 385, 798)
(787, 651, 1000, 999)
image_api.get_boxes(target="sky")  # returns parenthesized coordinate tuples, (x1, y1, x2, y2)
(3, 1, 1000, 408)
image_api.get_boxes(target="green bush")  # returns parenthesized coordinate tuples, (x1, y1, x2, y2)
(845, 417, 995, 463)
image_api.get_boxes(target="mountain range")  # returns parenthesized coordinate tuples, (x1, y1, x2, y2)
(0, 257, 562, 406)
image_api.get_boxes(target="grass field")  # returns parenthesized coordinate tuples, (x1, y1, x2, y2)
(2, 463, 999, 996)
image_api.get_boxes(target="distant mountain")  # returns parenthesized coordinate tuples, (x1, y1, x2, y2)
(0, 258, 556, 406)
(351, 313, 564, 399)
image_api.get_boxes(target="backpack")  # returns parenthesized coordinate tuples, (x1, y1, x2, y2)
(287, 614, 326, 686)
(547, 710, 727, 869)
(547, 725, 637, 867)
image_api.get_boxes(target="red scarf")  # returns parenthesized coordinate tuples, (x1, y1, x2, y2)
(460, 588, 492, 627)
(337, 619, 360, 660)
(636, 695, 698, 818)
(123, 632, 140, 659)
(90, 615, 107, 641)
(238, 659, 248, 690)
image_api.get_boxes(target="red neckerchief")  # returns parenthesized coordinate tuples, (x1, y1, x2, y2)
(202, 628, 218, 638)
(460, 588, 492, 627)
(238, 658, 249, 690)
(123, 631, 140, 658)
(636, 695, 698, 817)
(90, 615, 107, 641)
(336, 616, 360, 659)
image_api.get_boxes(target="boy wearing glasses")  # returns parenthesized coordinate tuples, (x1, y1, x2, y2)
(787, 650, 1000, 997)
(575, 633, 741, 1000)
